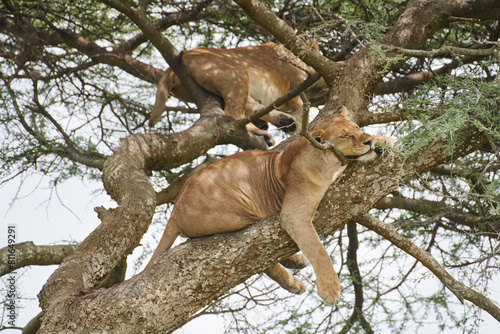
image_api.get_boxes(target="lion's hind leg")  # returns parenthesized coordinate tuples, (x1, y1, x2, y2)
(280, 253, 309, 270)
(264, 263, 306, 295)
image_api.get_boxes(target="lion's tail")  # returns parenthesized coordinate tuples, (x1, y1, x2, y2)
(147, 220, 180, 266)
(148, 68, 178, 127)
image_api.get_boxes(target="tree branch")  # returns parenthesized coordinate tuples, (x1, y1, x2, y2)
(338, 222, 374, 334)
(375, 196, 500, 234)
(0, 242, 77, 276)
(299, 103, 350, 166)
(356, 214, 500, 322)
(243, 72, 321, 125)
(353, 0, 500, 122)
(381, 44, 499, 58)
(1, 73, 106, 170)
(234, 0, 342, 83)
(0, 2, 212, 85)
(0, 15, 160, 83)
(373, 57, 478, 95)
(118, 0, 212, 54)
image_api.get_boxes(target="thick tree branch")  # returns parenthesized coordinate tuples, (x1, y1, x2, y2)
(234, 0, 342, 83)
(0, 242, 77, 276)
(375, 196, 500, 234)
(100, 0, 222, 114)
(356, 214, 500, 322)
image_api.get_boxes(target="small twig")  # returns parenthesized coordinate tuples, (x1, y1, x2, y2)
(300, 101, 351, 166)
(381, 44, 499, 58)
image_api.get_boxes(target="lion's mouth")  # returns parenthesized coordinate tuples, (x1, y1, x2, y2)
(344, 145, 385, 160)
(344, 148, 375, 160)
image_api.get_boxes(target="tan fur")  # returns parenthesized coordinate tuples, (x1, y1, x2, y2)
(149, 42, 321, 146)
(148, 107, 393, 304)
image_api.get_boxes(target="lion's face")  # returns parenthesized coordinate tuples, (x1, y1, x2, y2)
(311, 115, 380, 162)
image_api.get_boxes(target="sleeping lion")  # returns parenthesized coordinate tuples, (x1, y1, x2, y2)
(148, 107, 393, 304)
(148, 41, 321, 146)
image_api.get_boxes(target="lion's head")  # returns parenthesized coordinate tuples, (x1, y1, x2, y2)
(310, 107, 390, 162)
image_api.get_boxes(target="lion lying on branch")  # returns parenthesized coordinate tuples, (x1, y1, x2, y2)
(149, 107, 393, 304)
(148, 41, 321, 146)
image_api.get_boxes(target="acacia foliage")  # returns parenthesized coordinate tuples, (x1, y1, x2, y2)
(0, 0, 499, 333)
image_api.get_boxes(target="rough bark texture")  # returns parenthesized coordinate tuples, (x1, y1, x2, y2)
(0, 242, 77, 276)
(35, 0, 500, 333)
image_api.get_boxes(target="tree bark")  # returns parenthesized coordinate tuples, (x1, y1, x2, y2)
(0, 242, 77, 276)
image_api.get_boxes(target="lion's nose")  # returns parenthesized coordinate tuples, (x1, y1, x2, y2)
(363, 139, 372, 147)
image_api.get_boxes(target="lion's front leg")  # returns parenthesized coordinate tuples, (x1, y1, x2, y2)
(280, 189, 341, 305)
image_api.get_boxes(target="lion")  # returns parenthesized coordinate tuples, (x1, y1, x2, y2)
(148, 107, 393, 304)
(148, 41, 321, 146)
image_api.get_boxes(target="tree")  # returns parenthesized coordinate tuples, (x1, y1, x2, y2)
(1, 0, 499, 333)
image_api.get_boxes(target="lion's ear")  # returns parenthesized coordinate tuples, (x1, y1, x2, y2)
(339, 106, 353, 120)
(310, 129, 327, 143)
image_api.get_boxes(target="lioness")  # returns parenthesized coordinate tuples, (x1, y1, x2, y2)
(148, 42, 320, 146)
(148, 107, 393, 304)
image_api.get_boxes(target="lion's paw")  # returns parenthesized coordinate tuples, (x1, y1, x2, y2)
(281, 254, 309, 270)
(278, 115, 297, 133)
(263, 134, 275, 147)
(317, 280, 341, 305)
(288, 276, 306, 295)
